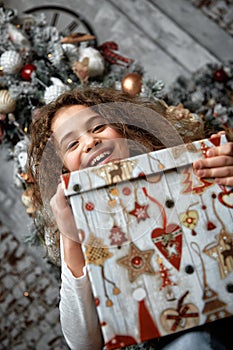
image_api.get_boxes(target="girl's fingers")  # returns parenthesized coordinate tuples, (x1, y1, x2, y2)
(194, 155, 233, 172)
(215, 176, 233, 187)
(193, 161, 233, 186)
(193, 142, 233, 180)
(194, 165, 233, 180)
(206, 142, 233, 158)
(192, 141, 233, 187)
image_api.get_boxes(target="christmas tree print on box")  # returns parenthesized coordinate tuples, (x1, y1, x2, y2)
(62, 134, 233, 350)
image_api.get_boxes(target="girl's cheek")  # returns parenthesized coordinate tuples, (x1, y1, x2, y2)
(104, 127, 122, 139)
(65, 153, 81, 172)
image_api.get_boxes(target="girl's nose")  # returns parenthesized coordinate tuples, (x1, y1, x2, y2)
(82, 134, 101, 153)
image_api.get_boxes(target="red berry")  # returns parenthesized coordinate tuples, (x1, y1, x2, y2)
(21, 64, 36, 81)
(213, 69, 228, 83)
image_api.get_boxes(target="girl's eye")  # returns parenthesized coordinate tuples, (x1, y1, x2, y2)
(67, 140, 79, 150)
(92, 124, 106, 133)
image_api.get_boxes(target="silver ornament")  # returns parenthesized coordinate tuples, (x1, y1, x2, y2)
(44, 78, 70, 104)
(0, 50, 23, 74)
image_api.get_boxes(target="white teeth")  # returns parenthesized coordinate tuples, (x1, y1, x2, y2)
(90, 151, 111, 166)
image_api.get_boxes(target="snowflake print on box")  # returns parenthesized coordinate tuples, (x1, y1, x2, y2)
(129, 202, 150, 223)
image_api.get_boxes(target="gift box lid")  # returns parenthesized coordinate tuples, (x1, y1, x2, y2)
(61, 134, 226, 196)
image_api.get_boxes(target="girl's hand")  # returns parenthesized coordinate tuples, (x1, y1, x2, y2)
(50, 183, 79, 238)
(50, 183, 85, 277)
(193, 132, 233, 187)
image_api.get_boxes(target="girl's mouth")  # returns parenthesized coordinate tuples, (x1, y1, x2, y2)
(89, 150, 112, 167)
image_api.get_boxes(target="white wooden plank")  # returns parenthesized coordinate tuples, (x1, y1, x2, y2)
(91, 0, 190, 86)
(68, 0, 191, 86)
(9, 0, 190, 86)
(107, 0, 220, 70)
(7, 0, 232, 86)
(151, 0, 233, 62)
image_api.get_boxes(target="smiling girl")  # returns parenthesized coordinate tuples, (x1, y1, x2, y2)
(28, 87, 233, 350)
(52, 104, 130, 171)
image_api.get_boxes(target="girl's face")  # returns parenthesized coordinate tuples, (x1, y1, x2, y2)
(52, 105, 130, 171)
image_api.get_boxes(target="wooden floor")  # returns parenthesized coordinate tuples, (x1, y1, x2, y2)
(7, 0, 233, 89)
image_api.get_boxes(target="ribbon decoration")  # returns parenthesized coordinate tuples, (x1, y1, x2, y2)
(97, 41, 134, 66)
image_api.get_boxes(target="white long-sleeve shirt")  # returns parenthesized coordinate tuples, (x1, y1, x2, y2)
(59, 236, 103, 350)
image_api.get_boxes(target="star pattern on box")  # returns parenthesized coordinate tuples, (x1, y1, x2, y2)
(117, 242, 155, 282)
(129, 202, 150, 223)
(85, 234, 113, 266)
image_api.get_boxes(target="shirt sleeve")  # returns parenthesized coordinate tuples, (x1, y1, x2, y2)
(59, 235, 103, 350)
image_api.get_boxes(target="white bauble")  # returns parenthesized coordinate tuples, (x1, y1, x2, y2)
(0, 90, 16, 114)
(79, 47, 105, 77)
(44, 78, 70, 104)
(0, 50, 23, 74)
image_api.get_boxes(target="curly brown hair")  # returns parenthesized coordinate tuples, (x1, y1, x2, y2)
(27, 86, 206, 253)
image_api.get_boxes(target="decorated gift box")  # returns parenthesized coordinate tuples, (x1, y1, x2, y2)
(61, 134, 233, 350)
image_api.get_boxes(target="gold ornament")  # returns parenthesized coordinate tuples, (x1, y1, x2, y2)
(121, 72, 142, 96)
(0, 90, 16, 114)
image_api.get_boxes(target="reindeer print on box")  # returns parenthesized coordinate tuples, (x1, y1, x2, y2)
(62, 135, 233, 350)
